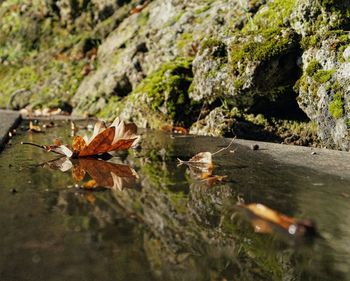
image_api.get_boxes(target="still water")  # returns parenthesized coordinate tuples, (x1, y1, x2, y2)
(0, 120, 349, 281)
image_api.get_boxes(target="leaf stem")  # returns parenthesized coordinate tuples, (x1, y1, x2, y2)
(212, 136, 236, 156)
(21, 142, 46, 149)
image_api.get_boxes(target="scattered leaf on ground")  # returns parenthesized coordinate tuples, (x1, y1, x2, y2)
(21, 108, 68, 117)
(161, 125, 189, 134)
(29, 121, 42, 133)
(22, 116, 140, 158)
(129, 0, 150, 15)
(177, 137, 235, 182)
(238, 203, 316, 237)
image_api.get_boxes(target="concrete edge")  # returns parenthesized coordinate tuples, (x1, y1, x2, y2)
(0, 110, 22, 151)
(233, 138, 350, 180)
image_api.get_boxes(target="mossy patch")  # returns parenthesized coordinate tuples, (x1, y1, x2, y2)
(328, 92, 344, 119)
(305, 60, 321, 76)
(0, 0, 132, 110)
(229, 28, 298, 74)
(176, 33, 194, 55)
(247, 0, 296, 31)
(228, 0, 298, 73)
(313, 69, 335, 83)
(201, 37, 227, 59)
(132, 57, 199, 126)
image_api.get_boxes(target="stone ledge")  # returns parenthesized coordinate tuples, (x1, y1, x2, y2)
(0, 110, 21, 151)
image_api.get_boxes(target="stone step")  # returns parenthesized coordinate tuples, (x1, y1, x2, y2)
(0, 110, 21, 151)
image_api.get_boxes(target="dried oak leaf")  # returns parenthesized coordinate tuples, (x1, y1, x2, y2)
(238, 203, 316, 237)
(29, 121, 43, 133)
(23, 117, 140, 158)
(177, 138, 235, 178)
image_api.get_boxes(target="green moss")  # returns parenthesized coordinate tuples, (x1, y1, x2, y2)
(137, 11, 150, 27)
(228, 0, 298, 67)
(301, 35, 319, 49)
(329, 91, 344, 119)
(133, 57, 198, 125)
(0, 0, 126, 109)
(313, 69, 335, 83)
(306, 60, 321, 76)
(97, 96, 122, 119)
(229, 28, 297, 74)
(194, 4, 211, 15)
(294, 75, 309, 94)
(234, 78, 245, 90)
(176, 33, 194, 54)
(166, 11, 185, 27)
(201, 37, 222, 50)
(244, 113, 269, 127)
(201, 37, 227, 59)
(244, 0, 296, 32)
(0, 57, 85, 109)
(346, 119, 350, 127)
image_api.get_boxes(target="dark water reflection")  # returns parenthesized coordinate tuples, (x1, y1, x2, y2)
(0, 120, 349, 280)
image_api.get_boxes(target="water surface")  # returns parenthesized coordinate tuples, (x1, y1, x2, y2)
(0, 120, 349, 281)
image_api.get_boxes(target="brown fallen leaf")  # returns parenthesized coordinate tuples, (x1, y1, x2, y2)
(177, 137, 235, 180)
(22, 116, 140, 158)
(129, 0, 150, 15)
(29, 121, 42, 133)
(238, 203, 316, 237)
(161, 125, 189, 135)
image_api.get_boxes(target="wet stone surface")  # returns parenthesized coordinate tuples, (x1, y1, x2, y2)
(0, 110, 21, 150)
(1, 120, 350, 280)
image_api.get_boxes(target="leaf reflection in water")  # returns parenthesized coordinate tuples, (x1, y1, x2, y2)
(41, 157, 138, 191)
(238, 203, 317, 239)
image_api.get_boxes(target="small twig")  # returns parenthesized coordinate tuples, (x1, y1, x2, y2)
(212, 136, 236, 156)
(21, 142, 46, 149)
(196, 101, 207, 123)
(21, 142, 64, 156)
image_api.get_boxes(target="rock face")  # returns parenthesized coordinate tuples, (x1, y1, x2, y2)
(1, 0, 350, 149)
(291, 0, 350, 150)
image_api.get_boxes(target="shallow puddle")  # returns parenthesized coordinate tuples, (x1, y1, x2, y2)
(0, 120, 350, 280)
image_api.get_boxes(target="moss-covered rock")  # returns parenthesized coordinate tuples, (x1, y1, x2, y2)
(115, 58, 200, 128)
(0, 0, 136, 110)
(292, 0, 350, 150)
(3, 0, 350, 149)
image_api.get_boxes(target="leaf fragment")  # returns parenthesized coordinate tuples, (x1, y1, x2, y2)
(29, 121, 42, 133)
(161, 125, 189, 134)
(238, 203, 317, 237)
(72, 136, 87, 153)
(201, 175, 227, 186)
(46, 144, 74, 158)
(129, 0, 149, 15)
(24, 116, 140, 158)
